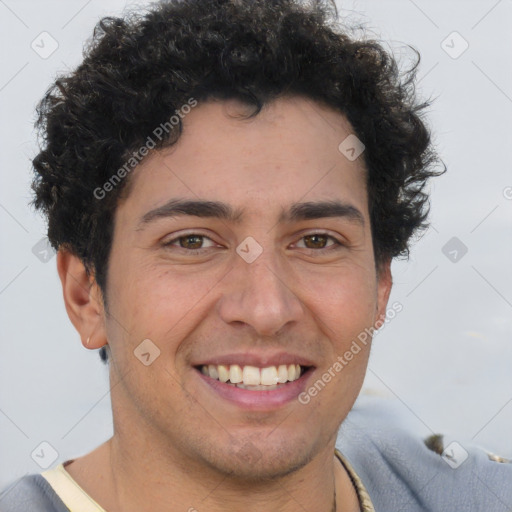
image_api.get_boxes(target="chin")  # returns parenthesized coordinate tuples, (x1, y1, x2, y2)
(197, 435, 317, 482)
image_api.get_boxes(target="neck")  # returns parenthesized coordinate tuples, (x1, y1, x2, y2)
(107, 434, 339, 512)
(65, 433, 361, 512)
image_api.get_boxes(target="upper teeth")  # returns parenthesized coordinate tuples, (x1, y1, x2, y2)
(200, 364, 302, 386)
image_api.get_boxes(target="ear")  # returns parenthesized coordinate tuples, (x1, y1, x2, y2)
(57, 249, 107, 350)
(374, 258, 392, 327)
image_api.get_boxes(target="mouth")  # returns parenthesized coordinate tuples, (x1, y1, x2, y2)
(196, 363, 310, 390)
(193, 362, 314, 409)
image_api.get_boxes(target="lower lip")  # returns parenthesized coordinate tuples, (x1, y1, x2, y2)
(195, 368, 313, 410)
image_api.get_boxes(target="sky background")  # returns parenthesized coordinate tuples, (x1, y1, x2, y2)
(0, 0, 511, 489)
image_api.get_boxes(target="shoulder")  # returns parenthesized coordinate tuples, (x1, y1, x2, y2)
(0, 474, 69, 512)
(336, 394, 512, 512)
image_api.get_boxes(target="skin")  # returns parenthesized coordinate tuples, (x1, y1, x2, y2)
(58, 96, 392, 512)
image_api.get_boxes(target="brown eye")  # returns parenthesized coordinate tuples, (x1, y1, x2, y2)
(302, 234, 330, 249)
(162, 233, 217, 252)
(295, 233, 344, 254)
(178, 235, 204, 249)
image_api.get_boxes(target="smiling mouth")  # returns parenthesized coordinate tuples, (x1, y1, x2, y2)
(196, 364, 311, 390)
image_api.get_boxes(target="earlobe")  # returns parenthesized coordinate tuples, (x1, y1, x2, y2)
(57, 249, 108, 350)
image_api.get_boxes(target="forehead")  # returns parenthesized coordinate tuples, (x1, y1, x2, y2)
(119, 96, 368, 222)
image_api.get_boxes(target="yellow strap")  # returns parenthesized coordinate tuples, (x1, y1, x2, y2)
(41, 464, 107, 512)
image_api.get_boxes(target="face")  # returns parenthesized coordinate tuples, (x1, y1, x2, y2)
(98, 96, 391, 479)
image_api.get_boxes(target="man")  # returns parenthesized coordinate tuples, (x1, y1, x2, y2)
(1, 0, 510, 510)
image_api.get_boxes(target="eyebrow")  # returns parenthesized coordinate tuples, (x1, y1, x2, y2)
(138, 198, 365, 228)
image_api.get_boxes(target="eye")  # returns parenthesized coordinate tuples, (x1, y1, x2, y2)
(163, 233, 217, 252)
(295, 233, 343, 251)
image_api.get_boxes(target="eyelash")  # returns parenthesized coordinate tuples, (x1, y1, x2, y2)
(162, 232, 344, 255)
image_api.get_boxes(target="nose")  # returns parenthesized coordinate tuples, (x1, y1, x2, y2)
(216, 249, 304, 337)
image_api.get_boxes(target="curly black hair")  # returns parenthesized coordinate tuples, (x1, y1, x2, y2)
(32, 0, 444, 361)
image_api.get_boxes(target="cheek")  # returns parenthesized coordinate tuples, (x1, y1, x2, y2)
(299, 263, 378, 338)
(107, 260, 228, 351)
